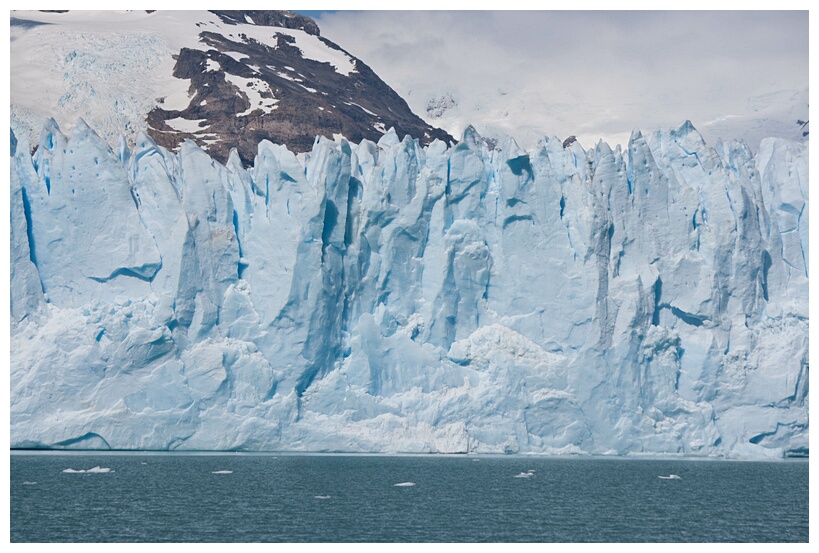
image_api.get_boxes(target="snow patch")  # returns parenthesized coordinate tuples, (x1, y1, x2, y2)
(224, 74, 279, 116)
(164, 117, 209, 134)
(222, 51, 249, 63)
(346, 101, 378, 116)
(272, 29, 357, 76)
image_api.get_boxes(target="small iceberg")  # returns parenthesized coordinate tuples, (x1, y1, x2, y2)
(658, 474, 682, 480)
(394, 482, 416, 487)
(211, 470, 233, 474)
(62, 466, 113, 474)
(515, 472, 534, 478)
(315, 495, 331, 499)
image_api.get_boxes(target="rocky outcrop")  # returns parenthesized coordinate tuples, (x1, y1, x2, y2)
(146, 10, 454, 165)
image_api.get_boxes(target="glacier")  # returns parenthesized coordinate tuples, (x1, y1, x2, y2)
(9, 119, 808, 458)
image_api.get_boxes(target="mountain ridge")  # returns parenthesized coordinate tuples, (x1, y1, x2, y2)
(11, 10, 454, 165)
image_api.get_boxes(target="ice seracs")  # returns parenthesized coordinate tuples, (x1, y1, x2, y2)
(9, 119, 808, 459)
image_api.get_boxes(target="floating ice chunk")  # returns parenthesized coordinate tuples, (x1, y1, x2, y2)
(63, 466, 112, 473)
(394, 482, 416, 487)
(658, 474, 682, 480)
(212, 470, 233, 474)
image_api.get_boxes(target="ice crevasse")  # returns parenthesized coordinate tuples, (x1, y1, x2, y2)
(9, 119, 808, 457)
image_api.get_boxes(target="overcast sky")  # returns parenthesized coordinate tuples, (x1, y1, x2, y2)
(311, 10, 809, 151)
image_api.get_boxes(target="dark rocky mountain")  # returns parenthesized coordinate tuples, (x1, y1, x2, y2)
(209, 10, 321, 35)
(146, 10, 454, 165)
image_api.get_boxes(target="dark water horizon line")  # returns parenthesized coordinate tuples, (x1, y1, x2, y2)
(10, 448, 808, 462)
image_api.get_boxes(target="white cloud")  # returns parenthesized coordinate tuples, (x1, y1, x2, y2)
(317, 10, 809, 151)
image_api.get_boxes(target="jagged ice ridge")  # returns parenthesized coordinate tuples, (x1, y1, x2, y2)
(9, 119, 808, 457)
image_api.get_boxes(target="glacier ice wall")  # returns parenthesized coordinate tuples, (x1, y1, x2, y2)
(9, 119, 808, 457)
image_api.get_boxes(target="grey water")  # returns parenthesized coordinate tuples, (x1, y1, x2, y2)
(10, 452, 808, 542)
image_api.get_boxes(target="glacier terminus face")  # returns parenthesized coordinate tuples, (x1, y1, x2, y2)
(9, 119, 808, 458)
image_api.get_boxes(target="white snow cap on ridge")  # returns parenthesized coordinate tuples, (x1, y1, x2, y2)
(10, 10, 356, 150)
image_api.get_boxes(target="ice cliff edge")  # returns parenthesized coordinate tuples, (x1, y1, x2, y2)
(10, 119, 808, 458)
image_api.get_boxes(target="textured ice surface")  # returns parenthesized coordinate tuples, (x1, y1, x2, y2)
(9, 120, 808, 458)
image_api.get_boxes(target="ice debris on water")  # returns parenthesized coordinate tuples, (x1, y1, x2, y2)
(62, 467, 113, 473)
(8, 120, 809, 459)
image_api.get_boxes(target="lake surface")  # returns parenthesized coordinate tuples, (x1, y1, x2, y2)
(10, 452, 808, 542)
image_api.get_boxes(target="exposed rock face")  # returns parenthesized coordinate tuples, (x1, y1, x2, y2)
(209, 10, 321, 36)
(11, 10, 454, 166)
(146, 10, 454, 164)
